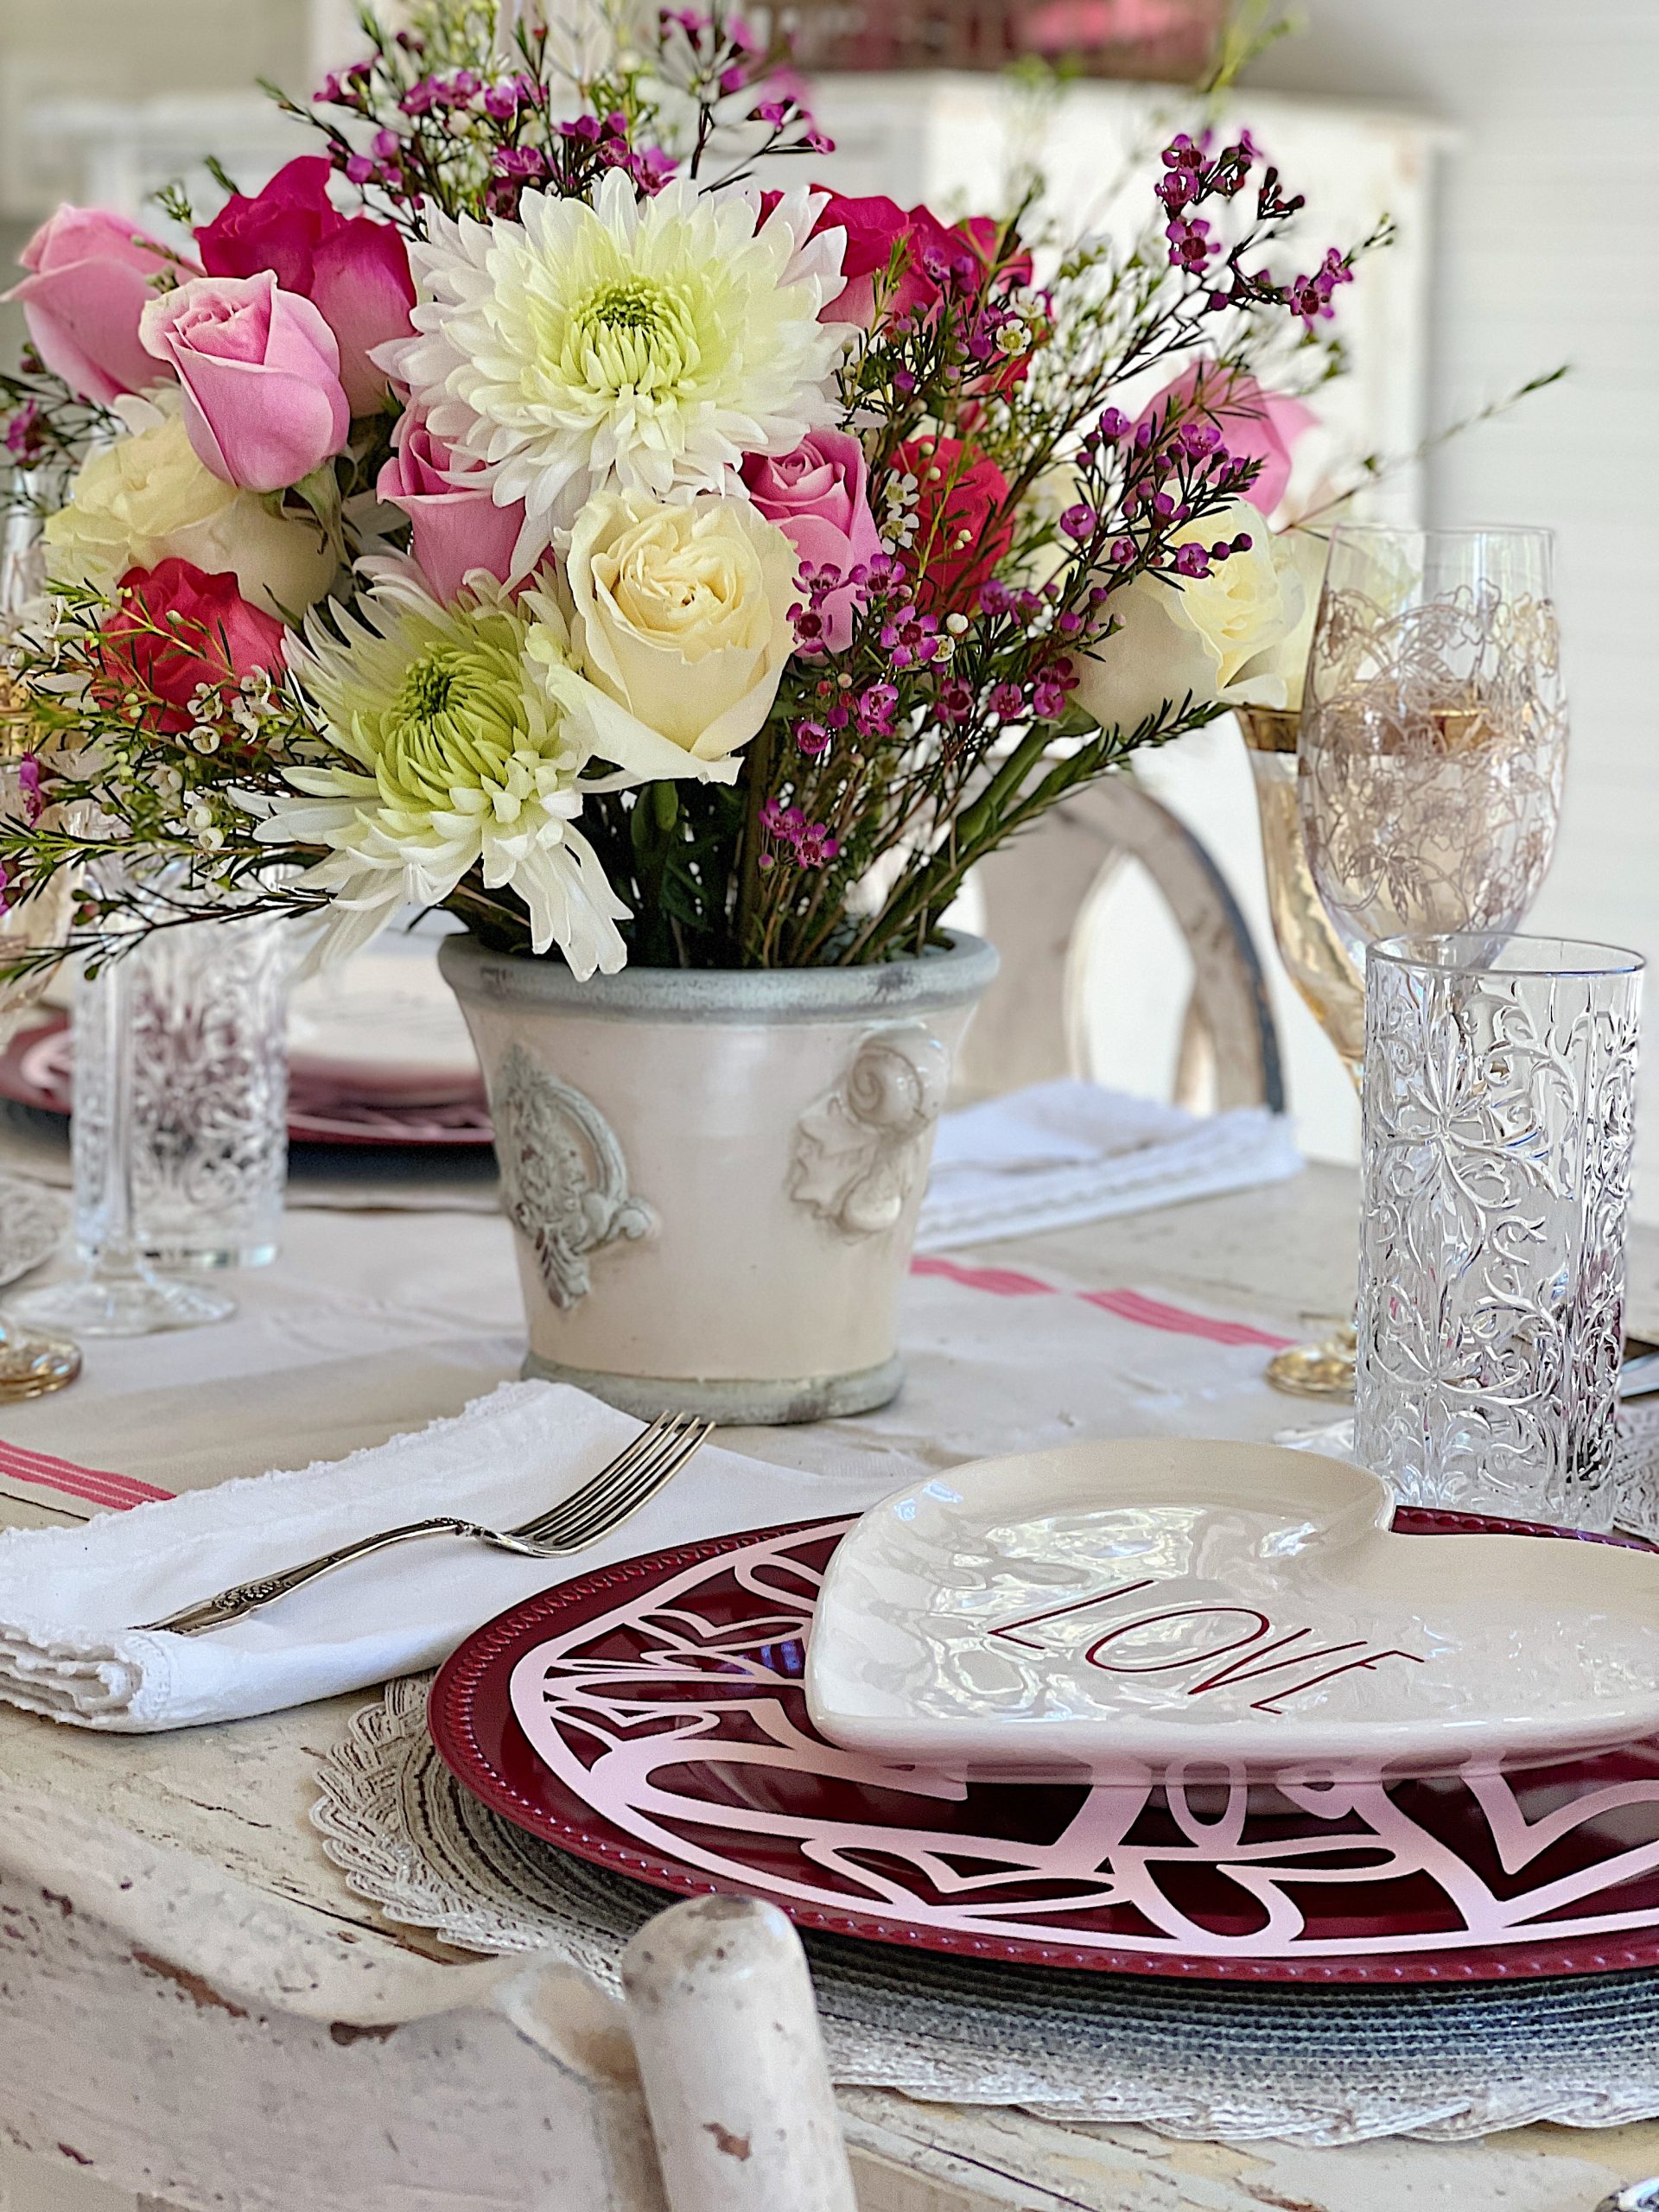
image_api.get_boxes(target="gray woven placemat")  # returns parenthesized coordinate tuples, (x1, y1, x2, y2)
(312, 1680, 1659, 2145)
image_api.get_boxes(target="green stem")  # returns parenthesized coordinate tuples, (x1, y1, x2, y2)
(849, 722, 1054, 965)
(733, 719, 779, 967)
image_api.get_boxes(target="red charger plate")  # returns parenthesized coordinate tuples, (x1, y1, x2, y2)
(429, 1510, 1659, 1985)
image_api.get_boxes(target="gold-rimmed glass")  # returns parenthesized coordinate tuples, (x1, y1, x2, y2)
(1240, 704, 1363, 1396)
(1246, 524, 1567, 1399)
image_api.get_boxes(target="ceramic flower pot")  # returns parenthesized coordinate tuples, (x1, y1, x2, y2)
(440, 931, 998, 1424)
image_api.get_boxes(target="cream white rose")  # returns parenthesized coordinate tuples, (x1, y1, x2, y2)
(1071, 501, 1312, 735)
(561, 488, 798, 762)
(1241, 526, 1328, 712)
(43, 393, 337, 621)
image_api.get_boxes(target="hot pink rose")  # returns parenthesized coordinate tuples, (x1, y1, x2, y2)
(139, 272, 350, 494)
(195, 157, 415, 415)
(895, 433, 1013, 615)
(1141, 362, 1317, 515)
(804, 194, 1037, 335)
(378, 410, 528, 603)
(3, 207, 194, 405)
(809, 194, 969, 326)
(741, 429, 883, 652)
(957, 213, 1035, 292)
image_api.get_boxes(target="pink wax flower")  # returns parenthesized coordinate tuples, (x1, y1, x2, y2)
(741, 429, 882, 651)
(3, 207, 195, 406)
(139, 272, 351, 495)
(377, 410, 529, 603)
(1141, 361, 1317, 515)
(194, 156, 415, 415)
(96, 558, 287, 735)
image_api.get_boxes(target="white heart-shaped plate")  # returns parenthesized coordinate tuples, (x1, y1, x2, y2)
(805, 1439, 1659, 1783)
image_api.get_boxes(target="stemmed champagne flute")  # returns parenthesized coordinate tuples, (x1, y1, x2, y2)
(1247, 524, 1567, 1397)
(6, 868, 238, 1338)
(0, 742, 83, 1398)
(0, 494, 83, 1396)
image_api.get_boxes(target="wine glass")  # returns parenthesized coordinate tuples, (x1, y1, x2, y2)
(1300, 526, 1564, 949)
(1273, 523, 1567, 1397)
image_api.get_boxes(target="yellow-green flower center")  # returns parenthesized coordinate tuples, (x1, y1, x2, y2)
(398, 655, 460, 724)
(565, 276, 702, 398)
(378, 639, 540, 810)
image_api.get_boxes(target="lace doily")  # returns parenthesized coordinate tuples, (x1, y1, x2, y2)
(0, 1173, 64, 1289)
(314, 1680, 1659, 2146)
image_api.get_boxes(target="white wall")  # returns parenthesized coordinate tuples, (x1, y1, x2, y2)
(1248, 0, 1659, 1207)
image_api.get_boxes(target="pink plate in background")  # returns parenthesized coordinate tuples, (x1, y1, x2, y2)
(429, 1512, 1659, 1985)
(0, 1016, 493, 1149)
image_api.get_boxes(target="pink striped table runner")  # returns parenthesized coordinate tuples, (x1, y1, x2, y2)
(0, 1270, 1294, 1516)
(908, 1257, 1296, 1351)
(0, 1439, 175, 1516)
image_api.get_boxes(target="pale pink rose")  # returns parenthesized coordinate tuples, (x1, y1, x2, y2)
(138, 271, 350, 494)
(3, 207, 194, 405)
(1141, 361, 1317, 515)
(741, 429, 882, 651)
(195, 157, 415, 416)
(377, 410, 528, 602)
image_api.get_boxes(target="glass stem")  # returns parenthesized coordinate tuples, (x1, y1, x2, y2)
(90, 950, 149, 1288)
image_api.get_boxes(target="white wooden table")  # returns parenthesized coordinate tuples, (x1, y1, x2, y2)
(3, 1166, 1659, 2212)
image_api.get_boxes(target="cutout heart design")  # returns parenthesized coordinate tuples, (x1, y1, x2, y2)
(805, 1440, 1659, 1782)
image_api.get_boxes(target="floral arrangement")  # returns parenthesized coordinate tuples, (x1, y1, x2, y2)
(0, 0, 1379, 982)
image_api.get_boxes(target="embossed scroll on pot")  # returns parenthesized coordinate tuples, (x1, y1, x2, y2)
(438, 932, 997, 1422)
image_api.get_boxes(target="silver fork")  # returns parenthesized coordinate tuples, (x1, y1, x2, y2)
(137, 1412, 713, 1637)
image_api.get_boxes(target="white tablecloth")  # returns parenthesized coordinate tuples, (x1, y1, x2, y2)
(0, 1205, 1307, 1523)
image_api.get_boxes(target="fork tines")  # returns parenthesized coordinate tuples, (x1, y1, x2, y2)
(525, 1411, 711, 1550)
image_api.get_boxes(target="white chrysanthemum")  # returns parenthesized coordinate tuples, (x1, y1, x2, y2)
(379, 172, 847, 555)
(258, 566, 727, 977)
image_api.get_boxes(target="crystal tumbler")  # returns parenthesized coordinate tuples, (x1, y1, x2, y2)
(73, 908, 294, 1271)
(1357, 934, 1643, 1533)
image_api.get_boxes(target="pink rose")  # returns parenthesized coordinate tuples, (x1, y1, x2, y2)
(139, 272, 350, 494)
(1142, 362, 1317, 515)
(377, 410, 528, 603)
(741, 430, 882, 652)
(195, 157, 415, 415)
(3, 207, 194, 405)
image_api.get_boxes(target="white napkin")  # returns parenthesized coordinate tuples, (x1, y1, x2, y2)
(0, 1381, 897, 1733)
(918, 1078, 1300, 1250)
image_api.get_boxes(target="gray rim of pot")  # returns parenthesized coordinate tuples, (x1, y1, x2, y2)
(438, 928, 1000, 1022)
